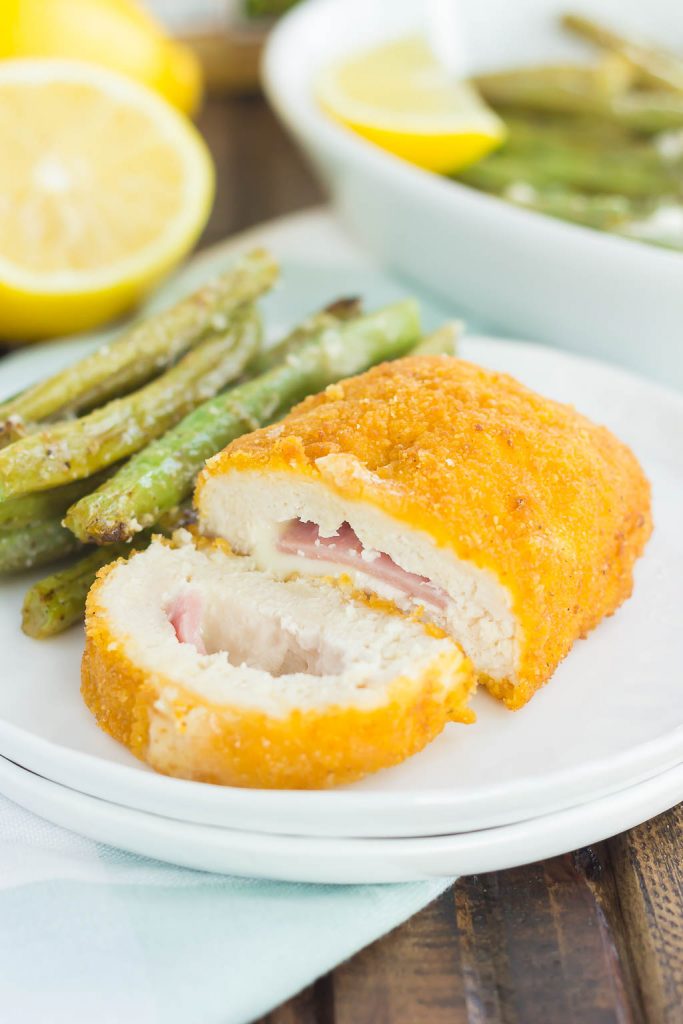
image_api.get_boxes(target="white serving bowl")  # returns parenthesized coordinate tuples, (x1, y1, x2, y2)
(263, 0, 683, 388)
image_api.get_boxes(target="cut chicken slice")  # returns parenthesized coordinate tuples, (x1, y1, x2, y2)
(82, 534, 474, 789)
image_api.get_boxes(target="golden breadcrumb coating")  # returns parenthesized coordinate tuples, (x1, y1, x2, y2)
(81, 555, 475, 789)
(197, 356, 652, 708)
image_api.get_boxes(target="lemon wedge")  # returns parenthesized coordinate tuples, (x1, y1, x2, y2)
(0, 0, 202, 116)
(0, 59, 214, 343)
(317, 36, 505, 173)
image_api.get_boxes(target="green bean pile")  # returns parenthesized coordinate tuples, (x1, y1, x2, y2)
(456, 13, 683, 250)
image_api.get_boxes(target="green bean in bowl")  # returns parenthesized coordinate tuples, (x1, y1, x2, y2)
(457, 13, 683, 251)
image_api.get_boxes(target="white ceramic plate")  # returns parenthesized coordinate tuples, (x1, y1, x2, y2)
(2, 754, 683, 883)
(1, 210, 682, 839)
(263, 0, 683, 388)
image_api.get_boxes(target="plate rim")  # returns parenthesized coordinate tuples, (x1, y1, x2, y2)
(1, 752, 682, 884)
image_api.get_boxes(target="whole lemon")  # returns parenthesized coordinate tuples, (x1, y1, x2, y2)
(0, 0, 202, 115)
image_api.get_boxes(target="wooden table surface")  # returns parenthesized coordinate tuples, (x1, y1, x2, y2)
(196, 93, 683, 1024)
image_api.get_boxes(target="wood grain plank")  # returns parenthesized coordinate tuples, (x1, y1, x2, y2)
(455, 852, 635, 1024)
(257, 978, 333, 1024)
(196, 94, 323, 249)
(607, 805, 683, 1024)
(331, 886, 466, 1024)
(570, 844, 647, 1024)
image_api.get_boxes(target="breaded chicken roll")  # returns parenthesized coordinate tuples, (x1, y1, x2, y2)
(82, 534, 474, 788)
(196, 356, 652, 709)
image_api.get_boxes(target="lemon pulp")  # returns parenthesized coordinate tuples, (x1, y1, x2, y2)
(0, 60, 214, 342)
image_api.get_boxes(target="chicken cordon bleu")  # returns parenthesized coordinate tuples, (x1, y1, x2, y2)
(82, 354, 651, 788)
(196, 355, 652, 711)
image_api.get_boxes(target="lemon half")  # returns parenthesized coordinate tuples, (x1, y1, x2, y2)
(317, 36, 505, 174)
(0, 59, 214, 342)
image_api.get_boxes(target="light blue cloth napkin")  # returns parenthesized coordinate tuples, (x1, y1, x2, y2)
(0, 792, 451, 1023)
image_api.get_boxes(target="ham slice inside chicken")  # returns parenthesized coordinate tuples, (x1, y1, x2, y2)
(168, 588, 206, 654)
(278, 520, 448, 610)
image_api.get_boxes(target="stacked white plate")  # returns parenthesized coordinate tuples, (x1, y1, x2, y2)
(1, 211, 682, 884)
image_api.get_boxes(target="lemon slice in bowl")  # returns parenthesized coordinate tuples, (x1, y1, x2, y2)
(317, 35, 505, 174)
(0, 59, 214, 343)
